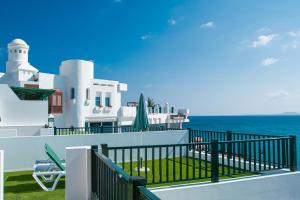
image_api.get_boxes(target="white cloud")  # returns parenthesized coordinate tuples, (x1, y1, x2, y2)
(288, 30, 300, 37)
(282, 40, 299, 50)
(251, 34, 277, 48)
(168, 19, 177, 26)
(257, 27, 272, 33)
(200, 21, 215, 29)
(261, 57, 279, 66)
(268, 91, 289, 100)
(141, 34, 151, 40)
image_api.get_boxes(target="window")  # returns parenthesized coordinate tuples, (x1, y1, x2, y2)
(14, 49, 17, 53)
(48, 91, 63, 114)
(57, 95, 62, 106)
(19, 50, 22, 53)
(105, 97, 111, 107)
(71, 88, 75, 99)
(52, 95, 57, 105)
(23, 50, 26, 54)
(95, 96, 101, 107)
(86, 88, 90, 100)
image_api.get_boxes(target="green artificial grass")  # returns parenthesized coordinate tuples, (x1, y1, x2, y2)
(121, 157, 255, 187)
(4, 170, 65, 200)
(3, 157, 254, 199)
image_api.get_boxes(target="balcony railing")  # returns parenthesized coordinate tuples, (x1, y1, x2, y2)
(91, 146, 161, 200)
(87, 128, 297, 200)
(188, 129, 284, 144)
(102, 135, 297, 185)
(54, 124, 180, 135)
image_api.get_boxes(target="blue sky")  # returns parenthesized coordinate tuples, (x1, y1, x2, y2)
(1, 0, 300, 115)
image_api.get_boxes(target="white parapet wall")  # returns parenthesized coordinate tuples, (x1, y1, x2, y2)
(0, 126, 44, 137)
(0, 84, 48, 127)
(0, 130, 188, 171)
(0, 150, 3, 200)
(152, 172, 300, 200)
(66, 146, 91, 200)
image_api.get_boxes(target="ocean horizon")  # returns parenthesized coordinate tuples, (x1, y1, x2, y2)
(184, 115, 300, 167)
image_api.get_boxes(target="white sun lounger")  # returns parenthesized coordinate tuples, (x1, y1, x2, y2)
(32, 144, 66, 191)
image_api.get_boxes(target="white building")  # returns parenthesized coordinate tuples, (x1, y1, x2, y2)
(0, 39, 189, 133)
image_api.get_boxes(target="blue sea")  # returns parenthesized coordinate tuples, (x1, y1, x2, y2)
(184, 115, 300, 168)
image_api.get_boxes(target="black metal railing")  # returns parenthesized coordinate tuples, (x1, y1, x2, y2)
(91, 145, 161, 200)
(54, 124, 181, 135)
(103, 135, 297, 185)
(188, 129, 284, 143)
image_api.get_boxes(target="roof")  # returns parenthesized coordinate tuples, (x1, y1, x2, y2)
(8, 38, 29, 48)
(10, 86, 55, 100)
(17, 63, 38, 72)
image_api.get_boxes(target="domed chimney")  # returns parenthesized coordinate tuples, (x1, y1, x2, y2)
(7, 38, 29, 63)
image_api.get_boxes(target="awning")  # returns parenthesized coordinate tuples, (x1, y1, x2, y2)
(10, 86, 55, 100)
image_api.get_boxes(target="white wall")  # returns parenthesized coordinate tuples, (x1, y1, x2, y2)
(0, 130, 188, 171)
(60, 60, 94, 127)
(39, 72, 65, 91)
(0, 126, 42, 137)
(66, 146, 91, 200)
(0, 84, 48, 127)
(38, 72, 66, 127)
(59, 59, 128, 126)
(118, 106, 136, 125)
(87, 79, 122, 123)
(152, 172, 300, 200)
(0, 150, 3, 200)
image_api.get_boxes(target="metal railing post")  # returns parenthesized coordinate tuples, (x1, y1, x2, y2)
(91, 145, 98, 195)
(54, 127, 57, 135)
(188, 128, 192, 143)
(289, 135, 297, 172)
(188, 128, 193, 151)
(211, 140, 219, 183)
(101, 144, 108, 157)
(131, 176, 147, 200)
(227, 130, 233, 158)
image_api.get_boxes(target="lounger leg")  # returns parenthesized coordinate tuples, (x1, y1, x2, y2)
(33, 173, 51, 191)
(33, 173, 64, 191)
(51, 173, 63, 191)
(42, 174, 55, 182)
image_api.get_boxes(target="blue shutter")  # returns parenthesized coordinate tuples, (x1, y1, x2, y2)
(105, 97, 110, 107)
(95, 97, 101, 106)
